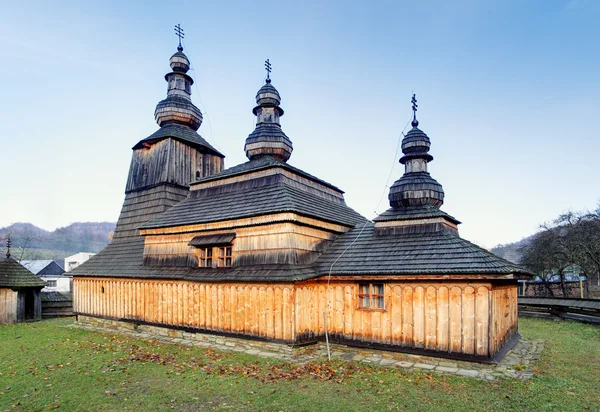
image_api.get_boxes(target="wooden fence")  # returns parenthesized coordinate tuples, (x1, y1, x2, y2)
(518, 297, 600, 324)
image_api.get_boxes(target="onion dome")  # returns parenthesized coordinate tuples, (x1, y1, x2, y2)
(244, 61, 293, 162)
(154, 45, 203, 131)
(388, 95, 444, 208)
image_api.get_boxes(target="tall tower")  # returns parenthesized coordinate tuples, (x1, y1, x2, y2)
(112, 35, 224, 240)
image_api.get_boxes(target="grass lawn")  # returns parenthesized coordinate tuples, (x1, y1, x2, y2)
(1, 317, 599, 411)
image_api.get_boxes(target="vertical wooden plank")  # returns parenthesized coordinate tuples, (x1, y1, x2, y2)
(318, 285, 326, 335)
(244, 286, 252, 334)
(462, 286, 476, 355)
(425, 286, 437, 350)
(283, 286, 291, 341)
(222, 284, 230, 331)
(251, 286, 259, 335)
(449, 286, 462, 353)
(391, 285, 402, 344)
(476, 286, 489, 356)
(199, 284, 206, 328)
(308, 286, 316, 339)
(413, 286, 425, 348)
(274, 287, 282, 340)
(381, 285, 392, 344)
(211, 284, 218, 330)
(259, 286, 266, 337)
(401, 286, 413, 346)
(437, 286, 449, 352)
(266, 286, 274, 338)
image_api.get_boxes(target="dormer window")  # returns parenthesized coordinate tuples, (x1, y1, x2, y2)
(188, 233, 235, 269)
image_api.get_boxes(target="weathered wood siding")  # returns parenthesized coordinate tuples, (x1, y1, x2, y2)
(0, 288, 18, 324)
(143, 222, 338, 266)
(296, 282, 495, 356)
(490, 284, 518, 354)
(125, 138, 223, 193)
(74, 278, 518, 358)
(74, 278, 296, 341)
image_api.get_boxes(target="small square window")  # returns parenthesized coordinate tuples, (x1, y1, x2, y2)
(46, 280, 57, 288)
(358, 283, 385, 309)
(199, 247, 213, 268)
(218, 246, 233, 268)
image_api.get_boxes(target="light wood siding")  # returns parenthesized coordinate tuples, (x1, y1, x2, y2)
(74, 278, 518, 358)
(74, 278, 295, 341)
(0, 288, 18, 324)
(296, 282, 495, 356)
(490, 284, 518, 354)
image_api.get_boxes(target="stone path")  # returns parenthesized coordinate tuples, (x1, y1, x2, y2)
(74, 323, 544, 381)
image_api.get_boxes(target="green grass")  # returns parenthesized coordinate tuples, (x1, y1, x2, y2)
(1, 318, 599, 411)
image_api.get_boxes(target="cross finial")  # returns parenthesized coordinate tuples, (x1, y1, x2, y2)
(5, 236, 11, 259)
(411, 93, 419, 127)
(174, 24, 185, 52)
(265, 59, 272, 83)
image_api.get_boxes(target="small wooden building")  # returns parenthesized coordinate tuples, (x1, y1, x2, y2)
(0, 256, 46, 324)
(72, 43, 531, 362)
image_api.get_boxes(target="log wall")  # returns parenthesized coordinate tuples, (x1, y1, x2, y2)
(0, 288, 18, 324)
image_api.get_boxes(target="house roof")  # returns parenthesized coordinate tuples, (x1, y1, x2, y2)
(374, 204, 461, 224)
(21, 260, 65, 276)
(133, 124, 224, 157)
(141, 179, 365, 230)
(70, 238, 318, 282)
(0, 257, 47, 288)
(315, 223, 533, 276)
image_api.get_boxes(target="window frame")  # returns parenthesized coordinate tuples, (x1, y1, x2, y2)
(357, 283, 385, 310)
(217, 246, 233, 268)
(198, 247, 213, 268)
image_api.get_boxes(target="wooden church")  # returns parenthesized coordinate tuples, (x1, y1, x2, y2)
(72, 36, 530, 362)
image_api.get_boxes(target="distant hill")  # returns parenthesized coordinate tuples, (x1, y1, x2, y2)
(489, 235, 535, 264)
(0, 222, 115, 260)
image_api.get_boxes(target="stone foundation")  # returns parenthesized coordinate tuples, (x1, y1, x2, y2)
(75, 315, 544, 380)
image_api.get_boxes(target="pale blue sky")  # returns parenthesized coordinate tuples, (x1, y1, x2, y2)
(0, 0, 598, 248)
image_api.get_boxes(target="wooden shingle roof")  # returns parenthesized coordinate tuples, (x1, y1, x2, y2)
(194, 156, 343, 193)
(133, 124, 224, 157)
(374, 204, 461, 224)
(0, 257, 47, 288)
(141, 180, 365, 230)
(315, 223, 532, 276)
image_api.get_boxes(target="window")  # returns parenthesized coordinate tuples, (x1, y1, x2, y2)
(217, 246, 233, 268)
(358, 283, 385, 309)
(199, 247, 213, 268)
(46, 280, 57, 288)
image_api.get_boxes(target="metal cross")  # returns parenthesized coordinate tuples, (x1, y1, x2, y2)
(5, 237, 11, 258)
(174, 24, 185, 50)
(265, 59, 272, 82)
(411, 93, 419, 126)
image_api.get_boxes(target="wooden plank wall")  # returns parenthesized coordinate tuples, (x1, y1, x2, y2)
(0, 288, 18, 324)
(296, 282, 493, 356)
(74, 278, 295, 341)
(143, 222, 336, 267)
(125, 139, 223, 193)
(490, 284, 518, 354)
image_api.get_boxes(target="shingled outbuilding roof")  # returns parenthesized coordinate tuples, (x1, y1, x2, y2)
(0, 257, 47, 288)
(315, 223, 532, 276)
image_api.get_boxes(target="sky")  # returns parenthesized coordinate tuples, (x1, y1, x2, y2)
(0, 0, 598, 249)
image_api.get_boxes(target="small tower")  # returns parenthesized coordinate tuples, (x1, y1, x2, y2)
(375, 95, 460, 233)
(112, 27, 224, 240)
(244, 60, 293, 162)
